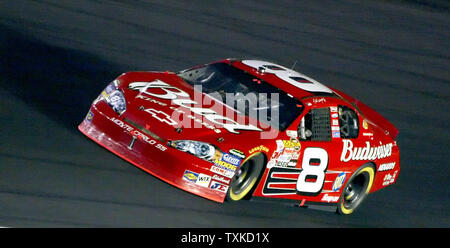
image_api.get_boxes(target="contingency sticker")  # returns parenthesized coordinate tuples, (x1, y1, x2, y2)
(183, 170, 199, 183)
(267, 140, 301, 168)
(330, 106, 340, 138)
(183, 170, 211, 188)
(210, 152, 242, 178)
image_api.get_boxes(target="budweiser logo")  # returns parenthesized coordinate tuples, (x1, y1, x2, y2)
(340, 140, 393, 162)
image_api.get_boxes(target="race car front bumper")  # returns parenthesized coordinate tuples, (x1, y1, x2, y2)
(78, 103, 227, 203)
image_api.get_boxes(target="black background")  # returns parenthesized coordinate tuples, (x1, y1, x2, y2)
(0, 0, 448, 228)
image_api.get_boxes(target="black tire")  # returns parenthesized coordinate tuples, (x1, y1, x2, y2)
(336, 164, 375, 215)
(226, 153, 265, 202)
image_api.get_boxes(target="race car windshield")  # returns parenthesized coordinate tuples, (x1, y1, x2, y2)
(177, 62, 304, 131)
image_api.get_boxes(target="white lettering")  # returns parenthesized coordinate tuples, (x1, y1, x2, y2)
(321, 194, 339, 203)
(340, 140, 393, 162)
(378, 162, 396, 172)
(130, 81, 262, 134)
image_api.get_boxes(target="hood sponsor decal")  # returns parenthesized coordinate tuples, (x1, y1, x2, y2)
(340, 140, 393, 162)
(129, 80, 262, 134)
(129, 80, 189, 99)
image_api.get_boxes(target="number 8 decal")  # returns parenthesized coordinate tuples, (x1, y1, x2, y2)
(296, 147, 328, 195)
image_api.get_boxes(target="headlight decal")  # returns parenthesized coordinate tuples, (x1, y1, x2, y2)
(169, 140, 220, 162)
(101, 80, 127, 115)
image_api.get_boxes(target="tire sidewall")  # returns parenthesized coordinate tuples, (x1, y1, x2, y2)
(226, 153, 265, 202)
(337, 164, 375, 215)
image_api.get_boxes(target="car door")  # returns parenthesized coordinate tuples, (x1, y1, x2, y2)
(295, 106, 335, 196)
(259, 105, 342, 199)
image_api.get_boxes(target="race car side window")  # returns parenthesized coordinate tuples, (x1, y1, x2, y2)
(338, 106, 359, 139)
(298, 107, 331, 141)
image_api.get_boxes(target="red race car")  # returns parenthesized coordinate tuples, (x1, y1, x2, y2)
(79, 59, 400, 214)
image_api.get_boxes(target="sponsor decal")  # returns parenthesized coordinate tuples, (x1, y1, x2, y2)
(213, 152, 241, 173)
(229, 149, 245, 159)
(378, 162, 396, 172)
(330, 106, 338, 112)
(213, 159, 237, 171)
(105, 83, 115, 94)
(183, 171, 211, 187)
(362, 120, 369, 129)
(210, 180, 229, 193)
(282, 140, 301, 149)
(128, 80, 262, 134)
(249, 145, 269, 154)
(312, 98, 326, 104)
(212, 175, 230, 184)
(195, 173, 211, 188)
(183, 170, 198, 183)
(321, 194, 340, 203)
(330, 109, 340, 139)
(382, 170, 398, 186)
(221, 153, 241, 166)
(286, 130, 298, 138)
(86, 111, 94, 122)
(210, 165, 235, 178)
(332, 173, 346, 192)
(340, 140, 393, 162)
(267, 140, 301, 168)
(332, 131, 341, 138)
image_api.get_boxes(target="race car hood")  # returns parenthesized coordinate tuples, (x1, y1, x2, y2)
(117, 71, 269, 147)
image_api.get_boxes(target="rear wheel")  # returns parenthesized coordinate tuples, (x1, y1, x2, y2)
(226, 153, 265, 202)
(337, 164, 375, 215)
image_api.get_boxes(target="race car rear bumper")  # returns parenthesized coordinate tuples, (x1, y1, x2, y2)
(78, 104, 227, 203)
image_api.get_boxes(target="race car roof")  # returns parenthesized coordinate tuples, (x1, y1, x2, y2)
(230, 59, 338, 101)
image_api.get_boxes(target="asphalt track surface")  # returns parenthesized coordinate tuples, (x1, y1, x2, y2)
(0, 0, 449, 228)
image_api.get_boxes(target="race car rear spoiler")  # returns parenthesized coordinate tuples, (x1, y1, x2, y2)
(331, 87, 399, 140)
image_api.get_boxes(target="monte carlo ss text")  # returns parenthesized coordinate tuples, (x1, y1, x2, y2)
(79, 59, 400, 214)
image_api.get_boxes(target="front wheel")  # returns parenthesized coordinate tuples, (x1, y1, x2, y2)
(337, 164, 375, 215)
(226, 153, 265, 202)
